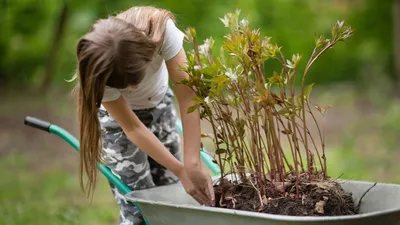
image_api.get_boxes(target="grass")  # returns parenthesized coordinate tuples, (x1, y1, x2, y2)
(0, 152, 118, 225)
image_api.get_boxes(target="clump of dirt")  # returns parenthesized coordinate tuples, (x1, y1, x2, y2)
(214, 175, 357, 216)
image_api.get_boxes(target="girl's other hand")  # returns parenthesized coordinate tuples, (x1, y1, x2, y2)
(177, 165, 215, 206)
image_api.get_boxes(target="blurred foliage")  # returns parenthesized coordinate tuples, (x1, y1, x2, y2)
(0, 152, 117, 225)
(0, 0, 394, 89)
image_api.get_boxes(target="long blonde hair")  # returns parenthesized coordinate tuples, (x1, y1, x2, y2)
(72, 6, 175, 198)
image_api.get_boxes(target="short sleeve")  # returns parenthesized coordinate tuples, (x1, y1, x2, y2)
(102, 85, 121, 102)
(160, 19, 185, 61)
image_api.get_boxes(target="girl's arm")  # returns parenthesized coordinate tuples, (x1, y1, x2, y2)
(166, 48, 215, 206)
(102, 96, 212, 205)
(166, 49, 202, 168)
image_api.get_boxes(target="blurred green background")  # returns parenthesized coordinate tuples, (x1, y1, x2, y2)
(1, 0, 399, 224)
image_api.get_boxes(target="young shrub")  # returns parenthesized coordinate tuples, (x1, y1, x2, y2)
(179, 10, 354, 215)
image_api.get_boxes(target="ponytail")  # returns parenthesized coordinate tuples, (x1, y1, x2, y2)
(75, 38, 111, 198)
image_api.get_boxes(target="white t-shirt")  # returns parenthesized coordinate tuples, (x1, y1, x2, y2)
(101, 19, 184, 110)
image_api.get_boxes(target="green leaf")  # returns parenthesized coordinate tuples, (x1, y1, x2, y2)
(304, 83, 314, 100)
(187, 104, 200, 113)
(176, 78, 189, 85)
(296, 95, 303, 106)
(200, 66, 215, 76)
(193, 96, 205, 104)
(286, 59, 294, 69)
(215, 148, 227, 154)
(201, 133, 212, 138)
(291, 54, 302, 67)
(285, 98, 293, 107)
(211, 74, 229, 95)
(277, 107, 296, 118)
(177, 65, 187, 72)
(184, 27, 196, 43)
(268, 71, 284, 86)
(216, 140, 225, 145)
(224, 155, 233, 161)
(189, 27, 197, 38)
(314, 104, 332, 115)
(278, 107, 290, 115)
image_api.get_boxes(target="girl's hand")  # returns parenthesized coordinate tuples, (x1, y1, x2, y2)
(180, 162, 215, 207)
(177, 165, 215, 206)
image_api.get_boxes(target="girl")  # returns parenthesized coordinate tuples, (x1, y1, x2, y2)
(72, 6, 215, 225)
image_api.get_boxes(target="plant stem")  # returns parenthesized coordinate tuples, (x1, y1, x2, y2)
(306, 102, 327, 178)
(263, 116, 276, 179)
(205, 105, 224, 178)
(268, 112, 284, 182)
(192, 37, 203, 68)
(294, 121, 324, 174)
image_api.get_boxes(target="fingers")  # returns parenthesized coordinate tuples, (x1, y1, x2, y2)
(185, 184, 209, 206)
(182, 168, 216, 206)
(189, 191, 209, 206)
(187, 188, 212, 206)
(195, 190, 211, 206)
(190, 192, 205, 205)
(206, 176, 216, 206)
(195, 177, 215, 206)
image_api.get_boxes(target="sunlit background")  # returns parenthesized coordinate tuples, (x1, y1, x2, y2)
(1, 0, 399, 224)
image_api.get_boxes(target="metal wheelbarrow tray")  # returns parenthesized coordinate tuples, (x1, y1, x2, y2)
(125, 178, 400, 225)
(24, 116, 400, 225)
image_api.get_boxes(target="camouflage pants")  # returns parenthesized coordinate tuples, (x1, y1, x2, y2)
(99, 89, 181, 225)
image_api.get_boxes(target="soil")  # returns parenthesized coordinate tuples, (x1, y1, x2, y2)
(214, 175, 357, 216)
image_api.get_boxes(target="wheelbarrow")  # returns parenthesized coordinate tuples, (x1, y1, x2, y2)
(24, 116, 400, 225)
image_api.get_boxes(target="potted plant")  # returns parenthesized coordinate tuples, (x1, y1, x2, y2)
(125, 10, 400, 225)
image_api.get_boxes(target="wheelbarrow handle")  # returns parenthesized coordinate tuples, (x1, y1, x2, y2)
(24, 116, 52, 132)
(23, 115, 147, 223)
(24, 116, 132, 193)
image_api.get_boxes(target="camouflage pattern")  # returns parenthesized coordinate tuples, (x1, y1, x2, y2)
(98, 89, 181, 225)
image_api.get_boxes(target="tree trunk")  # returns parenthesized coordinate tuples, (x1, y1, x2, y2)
(394, 0, 400, 94)
(41, 0, 69, 89)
